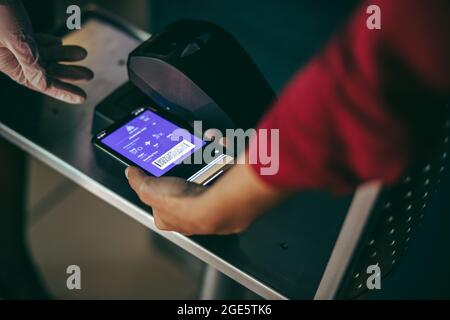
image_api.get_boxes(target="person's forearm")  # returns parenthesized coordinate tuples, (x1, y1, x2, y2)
(195, 160, 285, 234)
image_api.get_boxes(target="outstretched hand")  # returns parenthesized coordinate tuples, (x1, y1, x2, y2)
(0, 0, 93, 104)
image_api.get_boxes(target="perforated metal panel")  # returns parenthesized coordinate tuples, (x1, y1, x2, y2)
(338, 114, 450, 299)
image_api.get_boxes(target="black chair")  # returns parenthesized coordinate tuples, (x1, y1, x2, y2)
(314, 106, 450, 299)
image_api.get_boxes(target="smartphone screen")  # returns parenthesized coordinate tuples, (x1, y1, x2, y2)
(99, 109, 205, 177)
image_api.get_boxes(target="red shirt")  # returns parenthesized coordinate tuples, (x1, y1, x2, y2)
(251, 0, 450, 193)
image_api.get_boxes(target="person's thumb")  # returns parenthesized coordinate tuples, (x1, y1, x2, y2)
(125, 167, 205, 208)
(125, 167, 176, 207)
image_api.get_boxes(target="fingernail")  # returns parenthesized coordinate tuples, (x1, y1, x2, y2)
(125, 167, 129, 179)
(75, 47, 88, 60)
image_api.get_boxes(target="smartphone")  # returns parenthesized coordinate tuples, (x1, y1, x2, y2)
(92, 107, 233, 185)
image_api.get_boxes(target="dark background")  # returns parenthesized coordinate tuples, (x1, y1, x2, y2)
(19, 0, 450, 299)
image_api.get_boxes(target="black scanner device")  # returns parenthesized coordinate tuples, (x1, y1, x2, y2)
(92, 19, 275, 134)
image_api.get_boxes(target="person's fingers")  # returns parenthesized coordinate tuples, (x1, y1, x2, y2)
(153, 211, 193, 235)
(6, 34, 48, 90)
(2, 51, 87, 104)
(153, 212, 171, 231)
(131, 176, 181, 231)
(126, 167, 163, 206)
(126, 167, 211, 234)
(41, 77, 86, 104)
(39, 45, 87, 62)
(0, 47, 21, 78)
(126, 166, 203, 205)
(46, 63, 94, 82)
(153, 207, 194, 235)
(34, 33, 62, 47)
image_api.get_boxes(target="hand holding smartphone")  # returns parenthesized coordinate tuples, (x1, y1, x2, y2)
(92, 107, 233, 185)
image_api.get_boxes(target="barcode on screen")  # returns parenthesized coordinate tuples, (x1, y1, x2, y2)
(152, 140, 195, 170)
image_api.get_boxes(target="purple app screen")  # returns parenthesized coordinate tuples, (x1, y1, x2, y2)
(101, 110, 205, 176)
